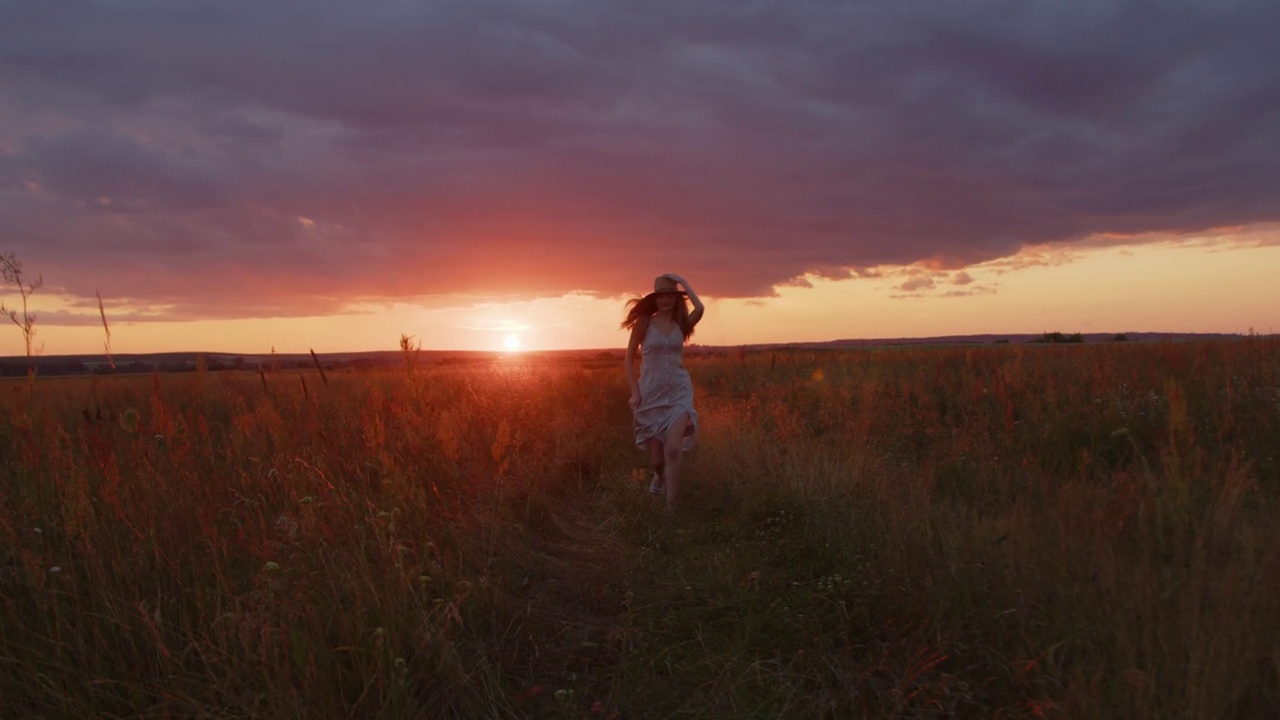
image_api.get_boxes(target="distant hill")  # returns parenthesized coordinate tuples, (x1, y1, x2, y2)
(0, 347, 630, 377)
(0, 332, 1259, 377)
(782, 331, 1247, 348)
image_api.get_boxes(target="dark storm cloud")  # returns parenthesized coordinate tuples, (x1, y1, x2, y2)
(3, 0, 1278, 319)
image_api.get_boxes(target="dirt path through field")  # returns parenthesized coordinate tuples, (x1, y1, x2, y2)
(496, 475, 650, 716)
(503, 470, 831, 719)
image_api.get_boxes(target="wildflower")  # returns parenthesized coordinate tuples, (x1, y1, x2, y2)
(261, 561, 280, 572)
(50, 566, 61, 573)
(119, 408, 140, 433)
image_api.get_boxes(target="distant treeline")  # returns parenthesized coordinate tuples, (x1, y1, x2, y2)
(0, 349, 640, 378)
(1030, 331, 1113, 344)
(0, 354, 485, 378)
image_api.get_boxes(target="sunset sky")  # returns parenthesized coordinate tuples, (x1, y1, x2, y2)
(3, 0, 1278, 356)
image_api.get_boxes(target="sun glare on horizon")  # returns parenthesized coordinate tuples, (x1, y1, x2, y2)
(502, 332, 523, 351)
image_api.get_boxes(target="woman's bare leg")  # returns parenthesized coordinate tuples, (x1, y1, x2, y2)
(646, 438, 665, 493)
(662, 413, 691, 508)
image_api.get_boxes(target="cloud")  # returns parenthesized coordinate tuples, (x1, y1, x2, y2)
(25, 307, 172, 328)
(977, 246, 1085, 274)
(898, 275, 937, 293)
(889, 268, 996, 299)
(2, 0, 1279, 319)
(941, 286, 997, 298)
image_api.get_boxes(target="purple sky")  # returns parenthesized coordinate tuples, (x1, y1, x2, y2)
(3, 0, 1279, 322)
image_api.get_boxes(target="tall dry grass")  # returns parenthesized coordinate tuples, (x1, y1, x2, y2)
(683, 339, 1278, 718)
(1, 362, 621, 717)
(0, 339, 1277, 718)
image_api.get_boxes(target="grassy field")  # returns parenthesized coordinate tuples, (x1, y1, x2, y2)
(2, 339, 1278, 719)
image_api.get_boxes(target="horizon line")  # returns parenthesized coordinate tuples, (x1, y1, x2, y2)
(1, 330, 1265, 363)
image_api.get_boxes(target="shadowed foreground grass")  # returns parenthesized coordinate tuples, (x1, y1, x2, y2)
(2, 339, 1278, 718)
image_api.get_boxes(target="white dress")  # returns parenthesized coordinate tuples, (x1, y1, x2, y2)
(633, 320, 698, 450)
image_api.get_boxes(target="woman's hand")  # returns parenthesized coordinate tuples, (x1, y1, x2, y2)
(666, 273, 704, 324)
(629, 390, 641, 409)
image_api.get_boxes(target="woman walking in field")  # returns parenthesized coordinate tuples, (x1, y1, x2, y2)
(623, 273, 704, 508)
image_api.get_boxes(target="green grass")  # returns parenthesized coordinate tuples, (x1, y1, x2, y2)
(2, 339, 1278, 718)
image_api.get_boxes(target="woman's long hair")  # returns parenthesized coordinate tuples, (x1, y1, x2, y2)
(621, 294, 694, 341)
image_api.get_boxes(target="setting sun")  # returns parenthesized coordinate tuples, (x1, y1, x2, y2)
(502, 332, 522, 351)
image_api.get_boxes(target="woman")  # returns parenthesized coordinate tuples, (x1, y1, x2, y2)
(622, 273, 704, 507)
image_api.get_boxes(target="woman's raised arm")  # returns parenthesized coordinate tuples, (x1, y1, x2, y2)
(666, 274, 704, 326)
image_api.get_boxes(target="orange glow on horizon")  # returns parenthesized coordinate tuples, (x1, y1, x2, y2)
(6, 237, 1279, 357)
